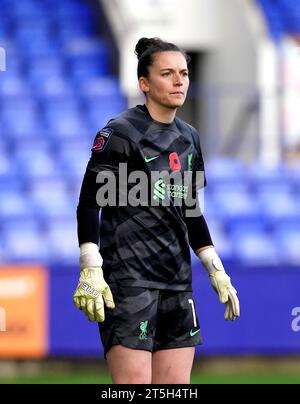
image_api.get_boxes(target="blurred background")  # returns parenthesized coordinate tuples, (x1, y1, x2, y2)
(0, 0, 300, 384)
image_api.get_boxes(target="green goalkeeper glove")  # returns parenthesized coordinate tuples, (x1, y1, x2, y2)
(197, 247, 240, 321)
(73, 243, 115, 322)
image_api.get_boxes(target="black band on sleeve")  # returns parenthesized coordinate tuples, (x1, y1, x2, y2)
(77, 170, 100, 246)
(185, 214, 213, 252)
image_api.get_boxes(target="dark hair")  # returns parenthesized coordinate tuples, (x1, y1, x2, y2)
(135, 37, 191, 78)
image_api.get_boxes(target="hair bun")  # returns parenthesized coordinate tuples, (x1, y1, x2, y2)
(135, 37, 161, 59)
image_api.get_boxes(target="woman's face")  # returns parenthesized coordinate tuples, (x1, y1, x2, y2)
(140, 51, 189, 109)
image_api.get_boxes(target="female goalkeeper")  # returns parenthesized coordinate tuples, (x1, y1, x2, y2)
(74, 37, 240, 384)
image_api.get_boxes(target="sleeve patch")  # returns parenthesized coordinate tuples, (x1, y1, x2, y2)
(92, 128, 114, 152)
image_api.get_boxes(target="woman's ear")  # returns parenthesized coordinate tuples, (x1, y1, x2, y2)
(139, 77, 149, 94)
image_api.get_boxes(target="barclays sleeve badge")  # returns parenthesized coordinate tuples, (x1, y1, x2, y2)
(92, 128, 114, 152)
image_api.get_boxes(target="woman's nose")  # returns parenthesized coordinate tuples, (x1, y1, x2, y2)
(174, 74, 183, 85)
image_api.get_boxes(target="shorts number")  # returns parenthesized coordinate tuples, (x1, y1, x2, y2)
(188, 299, 197, 327)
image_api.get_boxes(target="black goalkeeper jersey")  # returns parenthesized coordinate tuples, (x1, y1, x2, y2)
(86, 105, 206, 291)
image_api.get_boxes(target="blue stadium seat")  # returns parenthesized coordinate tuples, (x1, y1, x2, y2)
(1, 97, 36, 113)
(204, 218, 234, 261)
(231, 230, 280, 266)
(211, 188, 260, 221)
(43, 97, 82, 127)
(55, 2, 93, 19)
(256, 0, 300, 41)
(226, 217, 267, 236)
(0, 177, 23, 194)
(14, 28, 50, 45)
(58, 140, 90, 181)
(47, 219, 78, 263)
(43, 97, 81, 121)
(0, 51, 22, 74)
(0, 148, 23, 192)
(0, 242, 5, 262)
(31, 76, 75, 98)
(2, 226, 48, 262)
(19, 37, 62, 56)
(70, 60, 109, 80)
(249, 162, 289, 187)
(255, 182, 294, 197)
(70, 186, 81, 207)
(0, 38, 17, 56)
(274, 227, 300, 265)
(277, 233, 300, 267)
(28, 178, 74, 221)
(27, 57, 66, 81)
(205, 157, 249, 186)
(2, 112, 44, 139)
(0, 191, 34, 221)
(13, 140, 61, 179)
(259, 190, 300, 225)
(66, 38, 110, 77)
(0, 98, 38, 135)
(0, 20, 8, 39)
(80, 77, 123, 98)
(0, 144, 10, 170)
(288, 162, 300, 192)
(13, 138, 52, 157)
(87, 97, 127, 129)
(14, 19, 53, 33)
(2, 217, 41, 233)
(19, 154, 61, 180)
(0, 76, 32, 98)
(274, 221, 300, 266)
(65, 38, 108, 57)
(10, 2, 49, 18)
(58, 19, 95, 41)
(45, 110, 89, 137)
(1, 109, 39, 134)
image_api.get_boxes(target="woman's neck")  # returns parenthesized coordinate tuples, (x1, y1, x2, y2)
(145, 101, 176, 124)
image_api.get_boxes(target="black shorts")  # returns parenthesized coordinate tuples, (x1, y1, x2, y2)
(98, 286, 202, 358)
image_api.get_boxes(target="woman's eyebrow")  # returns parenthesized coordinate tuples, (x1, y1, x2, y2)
(159, 68, 189, 72)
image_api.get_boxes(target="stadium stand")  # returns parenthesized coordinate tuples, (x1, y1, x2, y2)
(0, 0, 126, 263)
(256, 0, 300, 42)
(0, 0, 299, 267)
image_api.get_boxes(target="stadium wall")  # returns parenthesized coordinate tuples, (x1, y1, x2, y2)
(100, 0, 262, 161)
(1, 264, 299, 358)
(199, 0, 258, 159)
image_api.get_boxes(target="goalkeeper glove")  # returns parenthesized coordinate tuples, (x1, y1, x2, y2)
(73, 243, 115, 322)
(197, 247, 240, 321)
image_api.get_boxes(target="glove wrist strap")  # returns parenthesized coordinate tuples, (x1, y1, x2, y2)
(197, 247, 225, 276)
(80, 243, 103, 269)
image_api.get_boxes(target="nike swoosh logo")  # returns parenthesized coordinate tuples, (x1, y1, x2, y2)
(190, 329, 200, 337)
(145, 156, 159, 163)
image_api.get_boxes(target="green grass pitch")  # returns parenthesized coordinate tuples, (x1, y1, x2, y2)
(1, 371, 300, 384)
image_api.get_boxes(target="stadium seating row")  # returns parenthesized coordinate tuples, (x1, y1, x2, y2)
(0, 0, 299, 266)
